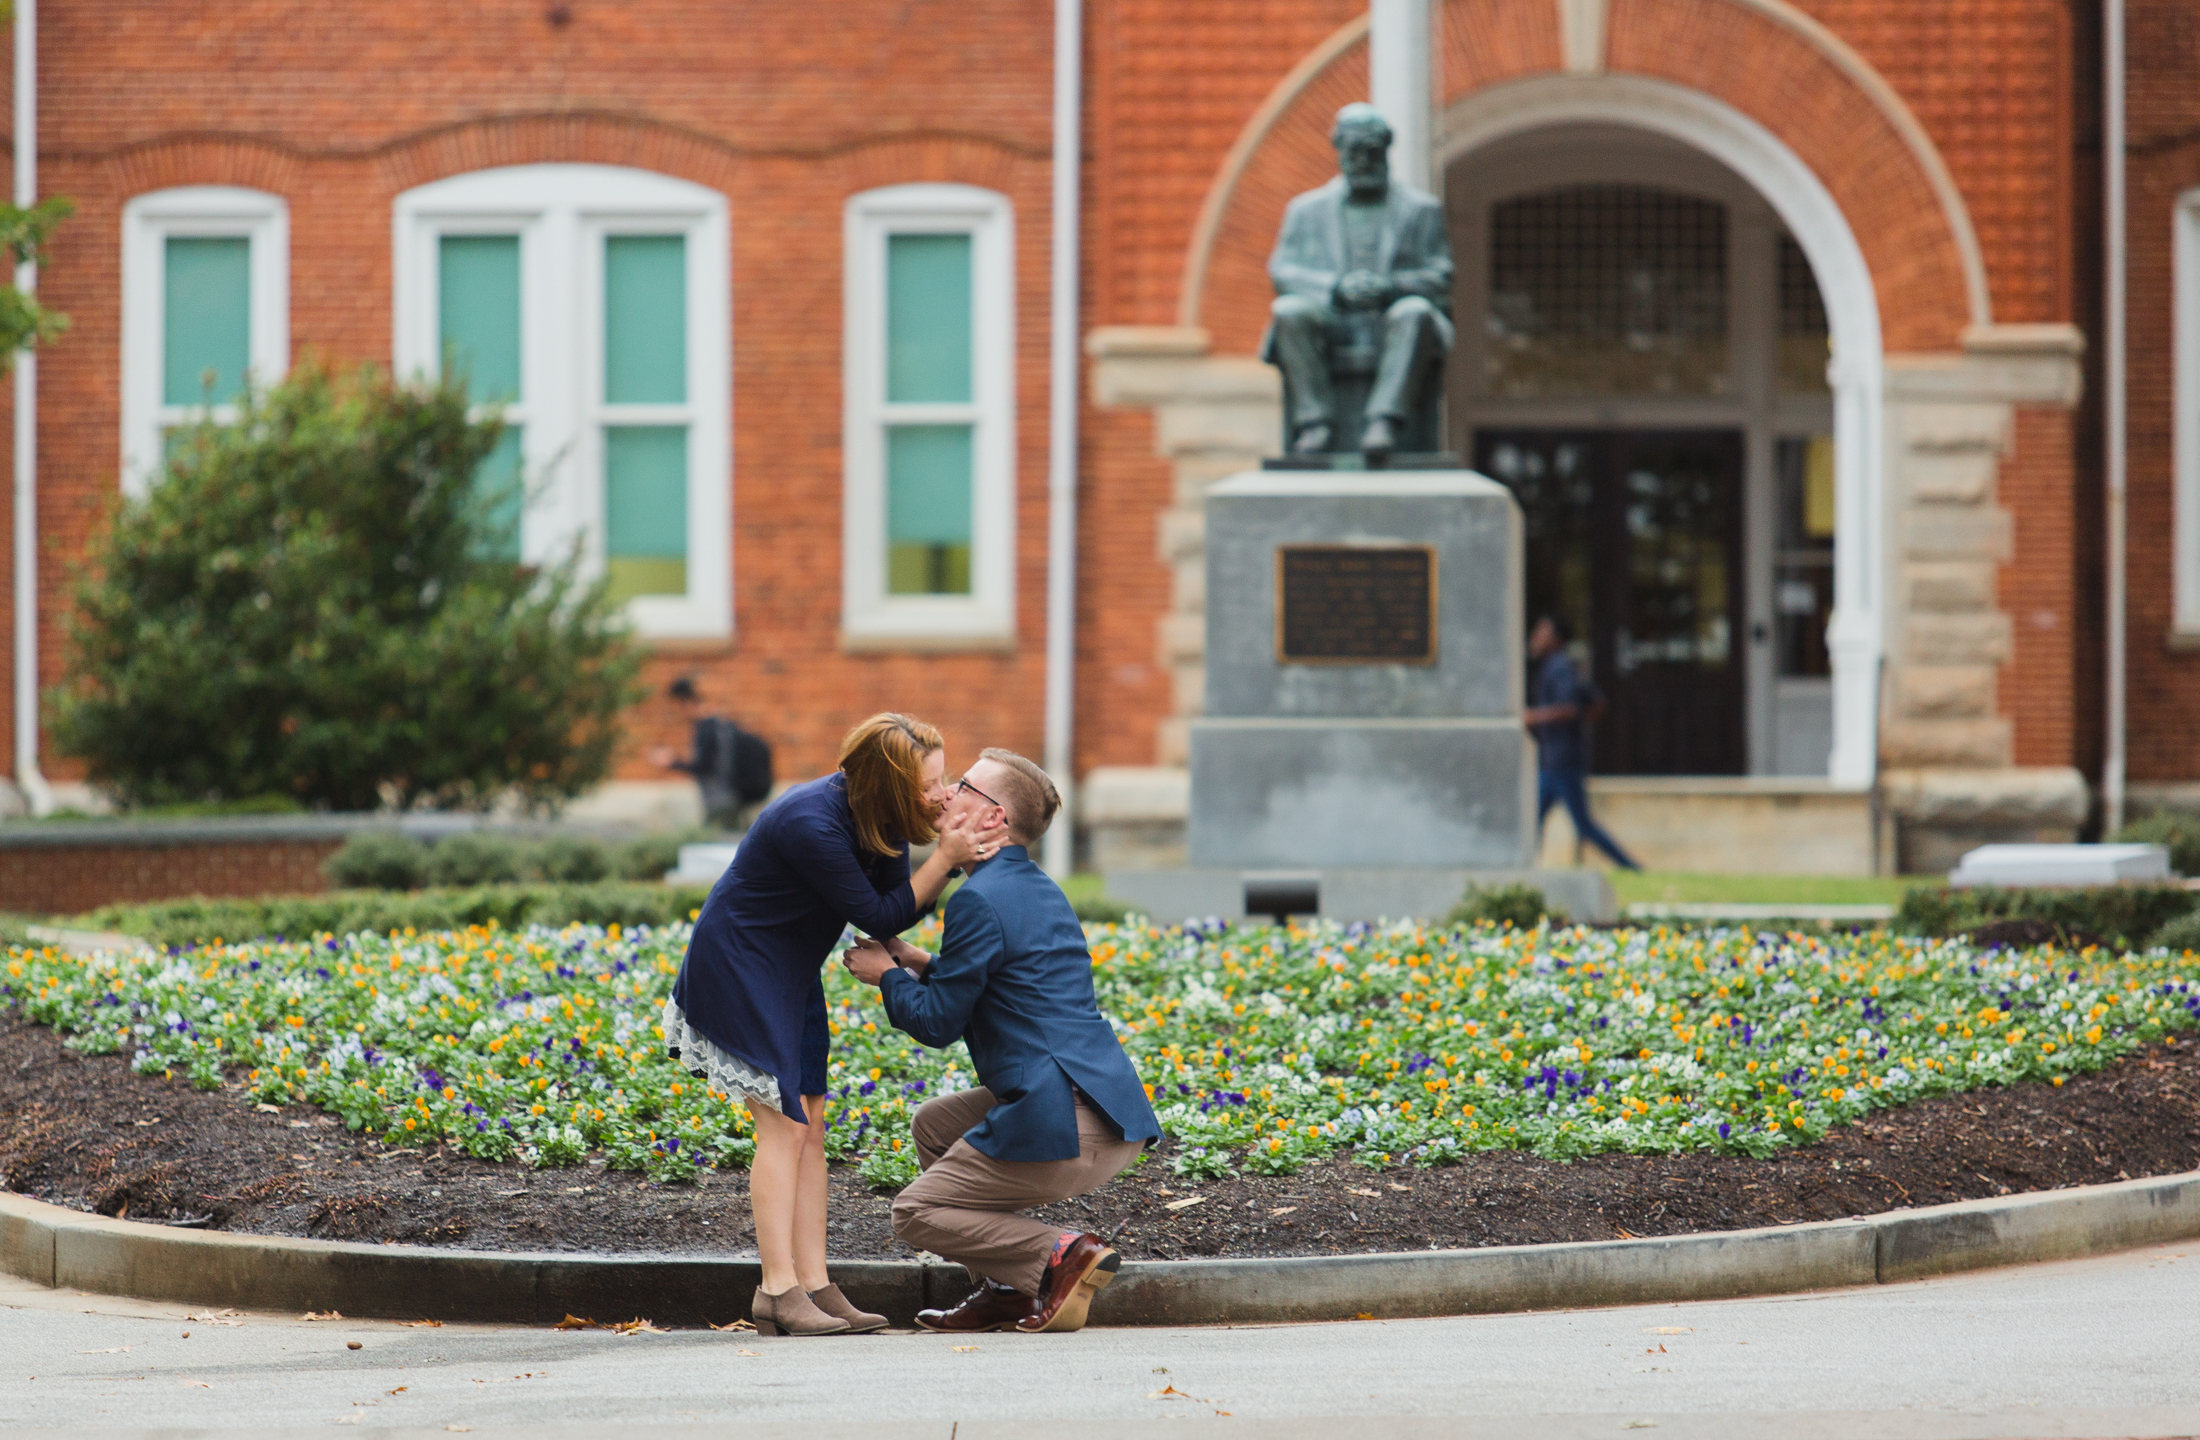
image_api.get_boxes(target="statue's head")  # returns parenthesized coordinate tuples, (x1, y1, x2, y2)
(1331, 103, 1393, 200)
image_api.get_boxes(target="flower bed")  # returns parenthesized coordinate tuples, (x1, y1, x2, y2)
(5, 919, 2199, 1189)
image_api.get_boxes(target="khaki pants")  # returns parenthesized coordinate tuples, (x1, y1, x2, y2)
(890, 1086, 1143, 1296)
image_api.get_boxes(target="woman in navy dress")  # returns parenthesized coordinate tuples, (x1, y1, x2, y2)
(664, 712, 1005, 1336)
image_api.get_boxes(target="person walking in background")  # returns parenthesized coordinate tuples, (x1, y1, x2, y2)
(1523, 615, 1642, 872)
(649, 675, 774, 829)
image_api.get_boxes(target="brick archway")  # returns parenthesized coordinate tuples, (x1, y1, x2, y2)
(1180, 0, 1984, 358)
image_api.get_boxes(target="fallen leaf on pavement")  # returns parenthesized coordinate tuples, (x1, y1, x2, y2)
(185, 1310, 243, 1327)
(553, 1315, 595, 1330)
(334, 1415, 362, 1426)
(401, 1319, 444, 1329)
(78, 1347, 128, 1354)
(708, 1319, 756, 1332)
(180, 1380, 211, 1388)
(1646, 1326, 1692, 1334)
(951, 1345, 980, 1353)
(734, 1349, 761, 1358)
(388, 1386, 408, 1395)
(445, 1427, 471, 1434)
(1147, 1385, 1190, 1400)
(303, 1311, 344, 1322)
(609, 1318, 665, 1335)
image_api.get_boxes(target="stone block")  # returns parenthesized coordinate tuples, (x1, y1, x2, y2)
(1900, 505, 2014, 562)
(1896, 401, 2011, 455)
(1539, 778, 1875, 876)
(1893, 665, 1998, 719)
(1157, 506, 1204, 562)
(1157, 611, 1204, 664)
(1170, 662, 1206, 717)
(1878, 765, 2090, 827)
(1173, 554, 1205, 611)
(1905, 611, 2012, 665)
(1155, 399, 1281, 457)
(1905, 560, 1998, 613)
(1879, 717, 2014, 769)
(1187, 718, 1533, 869)
(1156, 717, 1191, 768)
(1080, 765, 1190, 824)
(1203, 471, 1523, 721)
(1904, 448, 1997, 504)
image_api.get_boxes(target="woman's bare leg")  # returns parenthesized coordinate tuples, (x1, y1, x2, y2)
(793, 1094, 830, 1291)
(746, 1098, 807, 1295)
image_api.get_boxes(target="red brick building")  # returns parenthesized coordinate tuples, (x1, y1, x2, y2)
(0, 0, 2186, 874)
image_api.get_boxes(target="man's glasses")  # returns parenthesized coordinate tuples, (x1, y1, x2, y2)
(956, 776, 1003, 809)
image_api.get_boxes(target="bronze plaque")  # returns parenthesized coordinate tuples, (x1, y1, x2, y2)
(1275, 545, 1437, 664)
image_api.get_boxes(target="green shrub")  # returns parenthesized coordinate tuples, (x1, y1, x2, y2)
(321, 831, 430, 891)
(2113, 811, 2200, 878)
(48, 361, 644, 812)
(82, 881, 712, 949)
(1071, 893, 1133, 924)
(532, 835, 612, 884)
(1448, 882, 1551, 930)
(422, 832, 529, 888)
(2148, 909, 2200, 953)
(1895, 884, 2199, 949)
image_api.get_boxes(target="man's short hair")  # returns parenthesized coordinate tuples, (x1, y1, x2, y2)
(978, 748, 1061, 844)
(1535, 613, 1573, 644)
(1331, 102, 1394, 148)
(668, 675, 700, 703)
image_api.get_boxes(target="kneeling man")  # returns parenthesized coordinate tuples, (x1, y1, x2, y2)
(843, 748, 1159, 1333)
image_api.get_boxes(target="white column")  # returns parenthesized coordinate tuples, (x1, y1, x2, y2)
(1369, 0, 1432, 192)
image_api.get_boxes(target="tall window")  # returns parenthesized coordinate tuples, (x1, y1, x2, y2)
(120, 187, 289, 494)
(842, 185, 1015, 648)
(393, 165, 731, 639)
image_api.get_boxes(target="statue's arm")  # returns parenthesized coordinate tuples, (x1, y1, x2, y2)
(1390, 204, 1455, 304)
(1268, 205, 1339, 302)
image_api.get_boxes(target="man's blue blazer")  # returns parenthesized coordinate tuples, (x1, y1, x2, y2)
(878, 845, 1161, 1163)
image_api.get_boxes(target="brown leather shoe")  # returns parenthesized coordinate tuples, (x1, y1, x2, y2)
(1015, 1233, 1120, 1334)
(915, 1281, 1035, 1333)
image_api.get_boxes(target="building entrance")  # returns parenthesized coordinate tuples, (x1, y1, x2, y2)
(1446, 124, 1837, 777)
(1477, 429, 1745, 776)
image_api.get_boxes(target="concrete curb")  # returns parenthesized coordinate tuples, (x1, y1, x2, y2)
(4, 1171, 2196, 1328)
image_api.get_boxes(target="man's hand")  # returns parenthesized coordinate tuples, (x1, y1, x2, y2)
(842, 935, 900, 988)
(647, 745, 677, 769)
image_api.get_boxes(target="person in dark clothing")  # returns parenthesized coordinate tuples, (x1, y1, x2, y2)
(663, 712, 1007, 1337)
(649, 676, 772, 828)
(1523, 615, 1642, 871)
(843, 748, 1159, 1335)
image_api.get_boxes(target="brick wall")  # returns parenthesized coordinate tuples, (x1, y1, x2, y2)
(0, 838, 341, 916)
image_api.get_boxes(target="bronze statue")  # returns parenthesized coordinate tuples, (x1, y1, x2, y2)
(1261, 103, 1454, 461)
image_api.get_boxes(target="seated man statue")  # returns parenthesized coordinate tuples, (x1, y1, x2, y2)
(1261, 101, 1455, 460)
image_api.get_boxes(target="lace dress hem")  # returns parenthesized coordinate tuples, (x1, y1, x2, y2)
(661, 997, 783, 1113)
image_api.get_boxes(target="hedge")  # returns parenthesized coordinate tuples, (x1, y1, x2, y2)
(1894, 884, 2199, 950)
(82, 882, 714, 950)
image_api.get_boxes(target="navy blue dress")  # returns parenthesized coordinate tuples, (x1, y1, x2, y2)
(664, 774, 920, 1123)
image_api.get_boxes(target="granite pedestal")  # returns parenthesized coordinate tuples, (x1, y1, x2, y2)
(1105, 469, 1609, 923)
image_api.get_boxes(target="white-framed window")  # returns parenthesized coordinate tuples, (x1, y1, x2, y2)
(119, 186, 289, 496)
(393, 164, 732, 639)
(841, 183, 1016, 648)
(2176, 188, 2200, 642)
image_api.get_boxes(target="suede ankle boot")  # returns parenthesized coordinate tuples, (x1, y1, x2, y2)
(750, 1284, 851, 1336)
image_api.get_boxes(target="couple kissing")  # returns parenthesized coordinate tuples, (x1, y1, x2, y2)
(662, 713, 1158, 1336)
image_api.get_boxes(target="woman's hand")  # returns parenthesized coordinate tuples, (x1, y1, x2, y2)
(933, 804, 1011, 870)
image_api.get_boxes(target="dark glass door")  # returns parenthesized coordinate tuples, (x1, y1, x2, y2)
(1476, 429, 1746, 776)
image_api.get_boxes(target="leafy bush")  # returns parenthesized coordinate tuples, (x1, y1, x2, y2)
(1896, 884, 2198, 950)
(81, 881, 711, 949)
(423, 832, 529, 889)
(2149, 910, 2200, 954)
(1447, 883, 1551, 930)
(1071, 894, 1133, 924)
(321, 831, 430, 891)
(49, 362, 644, 812)
(534, 835, 612, 884)
(2113, 811, 2200, 878)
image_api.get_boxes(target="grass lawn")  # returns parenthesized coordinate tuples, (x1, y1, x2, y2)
(1607, 871, 1933, 908)
(8, 914, 2197, 1186)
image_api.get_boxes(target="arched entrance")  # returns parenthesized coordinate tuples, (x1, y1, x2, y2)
(1439, 75, 1884, 789)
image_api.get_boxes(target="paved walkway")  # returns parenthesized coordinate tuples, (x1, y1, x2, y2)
(2, 1241, 2196, 1438)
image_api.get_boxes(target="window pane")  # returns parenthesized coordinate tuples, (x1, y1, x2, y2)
(604, 425, 688, 601)
(604, 235, 686, 404)
(1778, 235, 1831, 395)
(1774, 435, 1835, 678)
(473, 425, 525, 562)
(885, 422, 973, 595)
(163, 236, 252, 406)
(439, 235, 521, 402)
(1486, 186, 1728, 399)
(886, 233, 972, 404)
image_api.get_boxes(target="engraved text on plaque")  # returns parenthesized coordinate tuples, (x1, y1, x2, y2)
(1276, 544, 1437, 664)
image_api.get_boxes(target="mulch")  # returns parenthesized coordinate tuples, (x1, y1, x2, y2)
(3, 1008, 2197, 1261)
